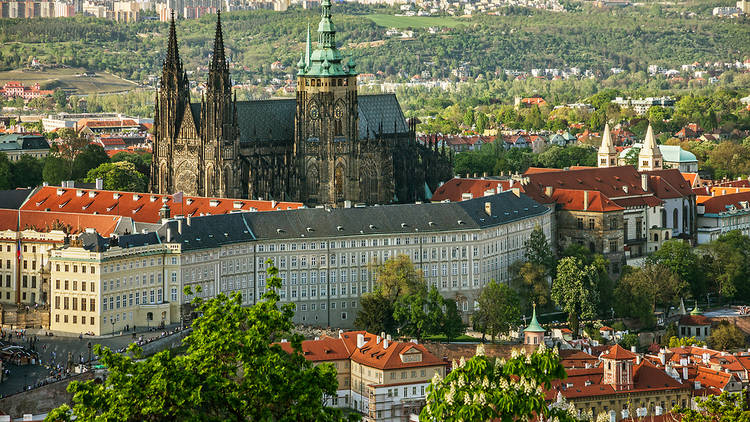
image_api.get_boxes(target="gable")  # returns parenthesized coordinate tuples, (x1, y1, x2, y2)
(178, 104, 200, 139)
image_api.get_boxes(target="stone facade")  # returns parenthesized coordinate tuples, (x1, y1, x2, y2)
(151, 9, 452, 206)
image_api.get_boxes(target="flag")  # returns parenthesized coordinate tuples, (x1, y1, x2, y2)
(173, 191, 183, 204)
(16, 238, 21, 261)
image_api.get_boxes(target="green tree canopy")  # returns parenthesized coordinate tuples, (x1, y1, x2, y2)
(472, 280, 521, 342)
(43, 155, 71, 186)
(648, 239, 706, 299)
(551, 257, 599, 335)
(45, 262, 356, 422)
(10, 155, 43, 188)
(72, 144, 109, 180)
(709, 321, 747, 351)
(420, 345, 578, 422)
(85, 161, 148, 192)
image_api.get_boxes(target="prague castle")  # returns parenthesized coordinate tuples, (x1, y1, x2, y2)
(151, 4, 452, 206)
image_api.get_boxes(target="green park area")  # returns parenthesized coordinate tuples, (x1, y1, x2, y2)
(0, 67, 138, 95)
(367, 13, 467, 29)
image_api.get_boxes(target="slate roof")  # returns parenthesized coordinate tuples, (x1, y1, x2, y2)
(202, 94, 408, 143)
(0, 134, 49, 151)
(0, 188, 32, 209)
(167, 191, 549, 251)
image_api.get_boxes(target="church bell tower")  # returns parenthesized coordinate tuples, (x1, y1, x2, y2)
(294, 0, 358, 205)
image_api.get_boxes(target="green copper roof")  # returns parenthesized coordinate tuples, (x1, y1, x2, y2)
(618, 143, 697, 163)
(691, 300, 702, 315)
(298, 0, 356, 77)
(524, 305, 545, 333)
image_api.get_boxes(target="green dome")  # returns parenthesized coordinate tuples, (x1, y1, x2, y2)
(690, 300, 702, 315)
(524, 305, 545, 333)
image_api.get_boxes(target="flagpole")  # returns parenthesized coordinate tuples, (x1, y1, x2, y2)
(16, 209, 21, 306)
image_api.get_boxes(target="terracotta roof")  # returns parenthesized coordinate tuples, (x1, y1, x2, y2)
(344, 332, 444, 370)
(559, 349, 599, 369)
(550, 189, 623, 212)
(522, 166, 662, 210)
(681, 172, 700, 187)
(679, 315, 712, 326)
(695, 366, 732, 391)
(641, 169, 695, 199)
(600, 326, 614, 331)
(602, 344, 637, 360)
(431, 178, 512, 202)
(0, 209, 121, 236)
(276, 336, 351, 362)
(20, 186, 303, 224)
(699, 191, 750, 215)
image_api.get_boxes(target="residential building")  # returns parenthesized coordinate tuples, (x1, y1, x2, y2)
(0, 81, 53, 101)
(611, 97, 675, 115)
(280, 330, 446, 421)
(695, 190, 750, 244)
(678, 304, 711, 341)
(430, 177, 512, 202)
(0, 133, 50, 161)
(545, 344, 692, 421)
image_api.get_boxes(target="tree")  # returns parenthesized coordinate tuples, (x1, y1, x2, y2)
(648, 239, 706, 299)
(551, 257, 599, 335)
(354, 293, 396, 336)
(42, 155, 71, 185)
(111, 151, 152, 177)
(700, 230, 750, 301)
(472, 280, 521, 342)
(45, 262, 356, 422)
(510, 262, 550, 314)
(618, 333, 639, 350)
(53, 88, 67, 108)
(709, 321, 747, 350)
(85, 161, 148, 192)
(442, 299, 465, 342)
(11, 155, 43, 188)
(525, 225, 554, 273)
(54, 128, 89, 163)
(668, 336, 705, 348)
(623, 147, 640, 167)
(0, 153, 12, 190)
(673, 391, 750, 422)
(72, 144, 109, 181)
(420, 345, 578, 422)
(393, 286, 443, 342)
(370, 254, 426, 301)
(615, 263, 686, 327)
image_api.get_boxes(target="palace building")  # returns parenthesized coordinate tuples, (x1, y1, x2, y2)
(151, 6, 452, 206)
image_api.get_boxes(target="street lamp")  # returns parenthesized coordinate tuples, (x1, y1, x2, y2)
(111, 320, 115, 337)
(87, 341, 92, 367)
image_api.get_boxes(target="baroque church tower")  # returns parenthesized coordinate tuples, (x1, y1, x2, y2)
(638, 124, 662, 171)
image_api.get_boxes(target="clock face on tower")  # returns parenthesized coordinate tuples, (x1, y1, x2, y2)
(334, 104, 344, 120)
(309, 104, 320, 120)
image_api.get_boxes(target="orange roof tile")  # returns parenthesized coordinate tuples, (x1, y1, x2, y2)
(0, 209, 120, 236)
(602, 344, 637, 360)
(431, 178, 512, 202)
(341, 331, 444, 370)
(20, 186, 303, 224)
(550, 189, 623, 212)
(276, 336, 351, 362)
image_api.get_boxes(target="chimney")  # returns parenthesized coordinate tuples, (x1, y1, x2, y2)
(95, 178, 103, 190)
(376, 336, 381, 344)
(482, 172, 488, 178)
(683, 367, 688, 380)
(166, 227, 172, 242)
(630, 345, 637, 353)
(338, 329, 344, 339)
(356, 333, 365, 348)
(177, 219, 183, 234)
(485, 202, 492, 216)
(659, 352, 666, 365)
(386, 334, 391, 341)
(186, 215, 191, 226)
(641, 174, 649, 192)
(383, 338, 389, 349)
(636, 355, 641, 365)
(583, 190, 589, 211)
(695, 381, 701, 390)
(545, 186, 553, 197)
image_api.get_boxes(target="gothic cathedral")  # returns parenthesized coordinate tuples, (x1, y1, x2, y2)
(151, 3, 452, 206)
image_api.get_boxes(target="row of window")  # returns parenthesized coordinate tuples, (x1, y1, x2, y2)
(298, 301, 358, 312)
(54, 296, 96, 312)
(54, 263, 96, 274)
(55, 279, 95, 292)
(54, 314, 96, 325)
(101, 288, 175, 311)
(101, 256, 178, 274)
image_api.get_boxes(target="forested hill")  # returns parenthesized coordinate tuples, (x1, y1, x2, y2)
(0, 3, 747, 82)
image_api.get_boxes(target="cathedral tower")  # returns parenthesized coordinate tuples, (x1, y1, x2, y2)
(638, 124, 662, 171)
(294, 0, 360, 205)
(597, 123, 617, 168)
(201, 12, 239, 198)
(152, 11, 190, 194)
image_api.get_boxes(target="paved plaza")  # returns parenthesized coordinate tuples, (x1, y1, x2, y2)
(0, 324, 183, 397)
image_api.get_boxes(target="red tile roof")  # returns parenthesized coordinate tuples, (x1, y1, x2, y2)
(431, 178, 512, 202)
(698, 191, 750, 214)
(341, 331, 444, 370)
(679, 315, 712, 326)
(277, 336, 351, 362)
(641, 169, 695, 199)
(602, 344, 638, 360)
(695, 366, 732, 391)
(0, 209, 121, 236)
(550, 189, 623, 212)
(20, 186, 304, 224)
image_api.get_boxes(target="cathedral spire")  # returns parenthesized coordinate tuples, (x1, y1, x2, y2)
(638, 124, 663, 171)
(597, 123, 617, 168)
(211, 11, 226, 71)
(165, 10, 181, 71)
(305, 23, 311, 67)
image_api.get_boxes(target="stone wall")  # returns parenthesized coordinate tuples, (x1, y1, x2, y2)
(0, 371, 96, 418)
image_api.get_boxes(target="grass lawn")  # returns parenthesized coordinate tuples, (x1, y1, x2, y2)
(0, 67, 139, 95)
(423, 334, 478, 342)
(367, 13, 467, 29)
